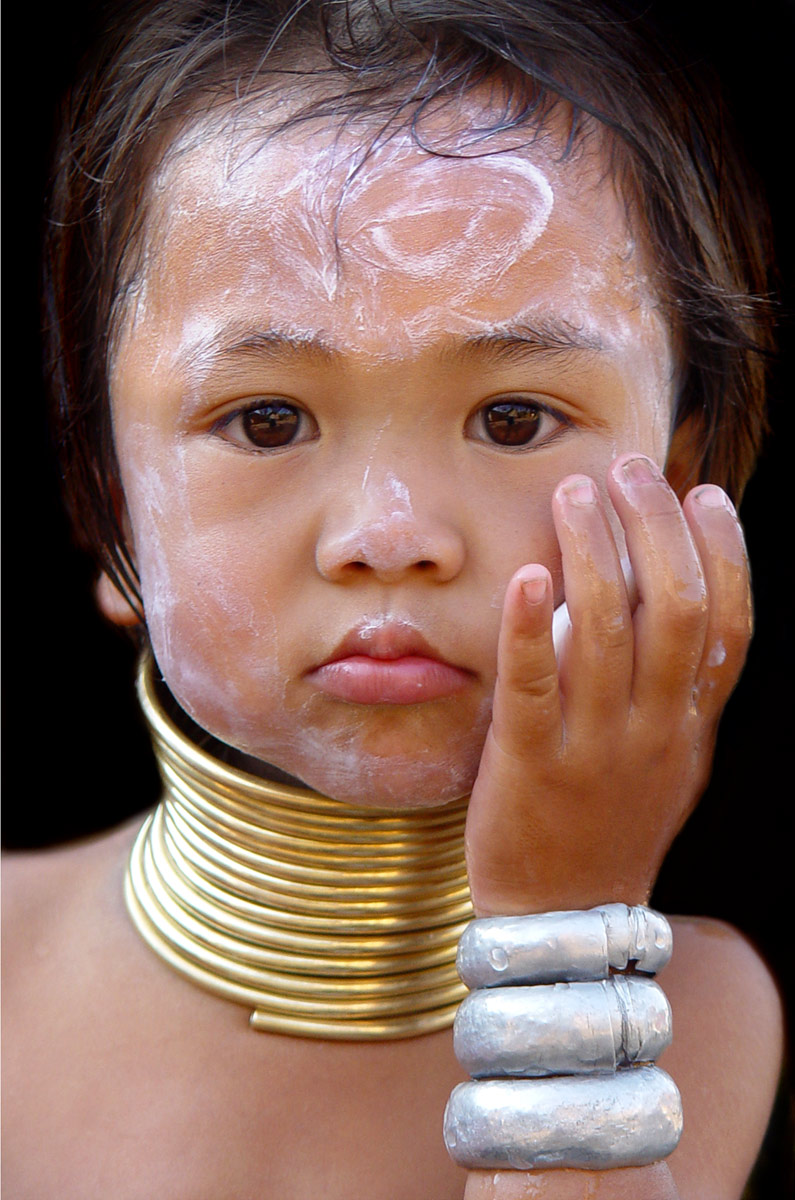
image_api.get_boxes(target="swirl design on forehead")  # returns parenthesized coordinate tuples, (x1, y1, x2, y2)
(334, 148, 555, 281)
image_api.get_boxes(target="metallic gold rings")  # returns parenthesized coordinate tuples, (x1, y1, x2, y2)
(443, 1067, 683, 1170)
(125, 657, 473, 1040)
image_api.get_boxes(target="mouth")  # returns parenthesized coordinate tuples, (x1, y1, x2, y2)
(304, 621, 475, 705)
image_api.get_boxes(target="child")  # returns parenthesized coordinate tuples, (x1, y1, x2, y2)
(2, 2, 785, 1197)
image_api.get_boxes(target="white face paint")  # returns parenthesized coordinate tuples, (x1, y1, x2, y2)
(129, 119, 557, 363)
(333, 146, 553, 286)
(109, 97, 676, 808)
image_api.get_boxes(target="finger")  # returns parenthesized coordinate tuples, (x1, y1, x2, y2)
(607, 454, 708, 715)
(683, 485, 752, 713)
(467, 566, 562, 917)
(489, 565, 563, 761)
(552, 474, 634, 732)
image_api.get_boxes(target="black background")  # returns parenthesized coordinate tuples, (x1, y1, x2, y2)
(3, 1, 793, 1189)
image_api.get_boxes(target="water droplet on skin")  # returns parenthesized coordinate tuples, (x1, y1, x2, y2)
(489, 947, 509, 971)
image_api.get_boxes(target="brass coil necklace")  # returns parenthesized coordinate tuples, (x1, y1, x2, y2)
(125, 659, 473, 1040)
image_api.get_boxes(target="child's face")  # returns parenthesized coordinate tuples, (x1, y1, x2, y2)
(108, 100, 675, 807)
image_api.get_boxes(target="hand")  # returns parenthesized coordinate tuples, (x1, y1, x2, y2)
(465, 452, 751, 917)
(463, 1163, 681, 1200)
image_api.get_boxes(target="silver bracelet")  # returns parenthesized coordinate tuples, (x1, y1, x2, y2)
(456, 904, 672, 989)
(443, 1066, 683, 1170)
(454, 975, 672, 1078)
(446, 906, 680, 1170)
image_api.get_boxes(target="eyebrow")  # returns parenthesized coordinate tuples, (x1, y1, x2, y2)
(183, 324, 339, 370)
(450, 321, 604, 365)
(181, 317, 603, 372)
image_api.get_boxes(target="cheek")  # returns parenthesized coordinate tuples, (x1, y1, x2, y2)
(473, 446, 624, 605)
(122, 447, 289, 745)
(141, 524, 284, 741)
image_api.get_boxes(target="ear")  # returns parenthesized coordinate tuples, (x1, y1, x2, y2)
(96, 480, 143, 626)
(664, 412, 704, 501)
(95, 571, 142, 627)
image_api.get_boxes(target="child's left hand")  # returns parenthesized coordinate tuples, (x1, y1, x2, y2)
(465, 452, 752, 917)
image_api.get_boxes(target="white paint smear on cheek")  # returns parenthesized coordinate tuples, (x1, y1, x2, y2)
(123, 426, 285, 748)
(122, 428, 190, 674)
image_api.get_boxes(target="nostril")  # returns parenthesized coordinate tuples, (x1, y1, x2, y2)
(316, 523, 465, 584)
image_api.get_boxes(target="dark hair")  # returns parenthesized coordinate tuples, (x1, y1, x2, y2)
(45, 0, 775, 611)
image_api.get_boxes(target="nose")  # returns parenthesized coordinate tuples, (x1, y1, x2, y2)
(315, 470, 465, 584)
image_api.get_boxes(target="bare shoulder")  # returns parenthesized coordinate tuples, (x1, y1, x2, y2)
(2, 818, 145, 1003)
(658, 915, 784, 1200)
(2, 819, 151, 1192)
(3, 819, 141, 921)
(3, 831, 110, 913)
(664, 916, 784, 1063)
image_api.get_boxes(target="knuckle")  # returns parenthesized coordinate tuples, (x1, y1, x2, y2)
(658, 589, 708, 639)
(509, 665, 559, 702)
(648, 500, 684, 521)
(586, 610, 633, 652)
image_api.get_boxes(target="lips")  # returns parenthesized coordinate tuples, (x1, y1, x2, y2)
(305, 623, 474, 705)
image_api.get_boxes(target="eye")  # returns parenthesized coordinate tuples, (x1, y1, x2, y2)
(469, 399, 568, 449)
(214, 401, 317, 450)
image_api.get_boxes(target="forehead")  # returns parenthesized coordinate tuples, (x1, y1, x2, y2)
(118, 96, 667, 371)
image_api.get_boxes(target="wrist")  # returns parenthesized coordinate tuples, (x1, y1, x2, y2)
(469, 869, 654, 918)
(464, 1163, 680, 1199)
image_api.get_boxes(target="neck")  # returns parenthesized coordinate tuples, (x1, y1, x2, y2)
(125, 657, 473, 1039)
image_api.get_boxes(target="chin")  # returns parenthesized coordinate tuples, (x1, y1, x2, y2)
(266, 693, 494, 810)
(289, 736, 483, 810)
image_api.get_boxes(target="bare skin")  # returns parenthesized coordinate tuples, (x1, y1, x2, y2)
(465, 468, 755, 917)
(2, 825, 782, 1199)
(3, 102, 784, 1198)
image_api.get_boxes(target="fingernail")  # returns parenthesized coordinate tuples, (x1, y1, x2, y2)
(621, 455, 659, 486)
(694, 485, 735, 514)
(560, 477, 597, 506)
(618, 457, 670, 512)
(521, 572, 548, 605)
